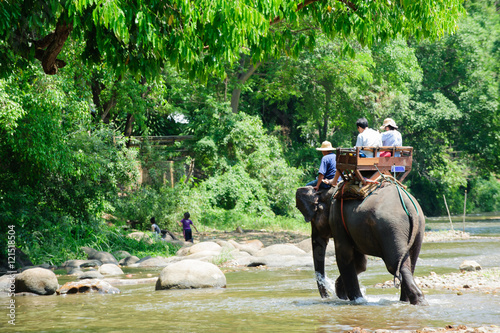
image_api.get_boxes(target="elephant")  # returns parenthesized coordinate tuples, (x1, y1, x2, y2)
(296, 182, 427, 305)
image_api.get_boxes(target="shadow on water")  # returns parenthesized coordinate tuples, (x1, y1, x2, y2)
(6, 214, 500, 332)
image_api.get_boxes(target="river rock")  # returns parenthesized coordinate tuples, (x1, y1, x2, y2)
(137, 257, 170, 267)
(0, 274, 16, 293)
(77, 270, 104, 279)
(254, 244, 307, 257)
(215, 240, 237, 251)
(119, 255, 140, 266)
(136, 255, 152, 263)
(81, 247, 119, 265)
(295, 238, 335, 256)
(112, 250, 132, 260)
(227, 240, 259, 255)
(127, 232, 153, 244)
(14, 268, 59, 295)
(188, 241, 222, 254)
(241, 239, 264, 250)
(246, 254, 315, 268)
(155, 259, 226, 290)
(62, 260, 102, 273)
(99, 264, 124, 276)
(459, 260, 482, 272)
(57, 279, 120, 294)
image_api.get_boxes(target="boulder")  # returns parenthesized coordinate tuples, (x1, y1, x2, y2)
(241, 239, 264, 250)
(176, 246, 192, 257)
(62, 260, 101, 273)
(254, 244, 307, 257)
(127, 232, 153, 244)
(185, 251, 224, 262)
(155, 259, 226, 290)
(459, 260, 482, 272)
(57, 279, 120, 295)
(77, 270, 104, 280)
(295, 238, 335, 256)
(136, 255, 152, 264)
(215, 240, 236, 251)
(81, 247, 118, 265)
(227, 240, 259, 255)
(0, 274, 15, 293)
(188, 242, 222, 254)
(119, 255, 140, 266)
(99, 264, 124, 276)
(137, 257, 170, 268)
(14, 268, 59, 295)
(112, 250, 132, 260)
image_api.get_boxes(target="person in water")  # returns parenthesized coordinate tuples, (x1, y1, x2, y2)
(177, 212, 198, 242)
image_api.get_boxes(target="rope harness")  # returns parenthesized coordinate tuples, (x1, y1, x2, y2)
(338, 171, 420, 236)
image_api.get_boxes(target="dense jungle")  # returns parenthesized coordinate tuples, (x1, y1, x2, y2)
(0, 0, 499, 266)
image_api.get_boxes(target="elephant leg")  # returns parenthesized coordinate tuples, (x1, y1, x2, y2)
(312, 226, 330, 298)
(400, 231, 425, 303)
(354, 249, 367, 275)
(336, 247, 364, 302)
(336, 250, 366, 300)
(399, 258, 427, 305)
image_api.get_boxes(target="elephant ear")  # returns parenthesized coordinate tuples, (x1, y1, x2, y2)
(295, 186, 319, 222)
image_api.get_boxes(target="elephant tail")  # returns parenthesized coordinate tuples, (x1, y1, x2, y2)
(394, 190, 420, 286)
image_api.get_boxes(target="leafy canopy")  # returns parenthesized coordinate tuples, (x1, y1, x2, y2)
(0, 0, 465, 80)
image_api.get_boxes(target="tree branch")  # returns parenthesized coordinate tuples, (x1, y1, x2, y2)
(34, 19, 73, 75)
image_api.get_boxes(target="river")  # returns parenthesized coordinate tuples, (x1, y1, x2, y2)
(5, 214, 500, 332)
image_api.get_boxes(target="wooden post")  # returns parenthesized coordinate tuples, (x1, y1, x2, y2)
(443, 194, 454, 231)
(169, 161, 174, 188)
(463, 190, 467, 232)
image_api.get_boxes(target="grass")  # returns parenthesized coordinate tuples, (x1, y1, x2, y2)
(21, 223, 181, 267)
(19, 213, 309, 267)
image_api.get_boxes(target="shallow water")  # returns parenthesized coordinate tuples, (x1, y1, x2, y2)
(4, 215, 500, 332)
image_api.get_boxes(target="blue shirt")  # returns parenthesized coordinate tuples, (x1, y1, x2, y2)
(381, 130, 402, 147)
(318, 153, 337, 180)
(381, 130, 402, 156)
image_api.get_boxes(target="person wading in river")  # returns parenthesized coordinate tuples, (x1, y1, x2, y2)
(177, 212, 199, 243)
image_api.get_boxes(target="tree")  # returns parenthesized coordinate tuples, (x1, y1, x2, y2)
(0, 1, 465, 82)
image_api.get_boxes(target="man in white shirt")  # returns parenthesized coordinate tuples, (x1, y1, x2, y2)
(355, 117, 382, 157)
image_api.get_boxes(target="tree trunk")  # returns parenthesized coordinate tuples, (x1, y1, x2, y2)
(230, 56, 261, 113)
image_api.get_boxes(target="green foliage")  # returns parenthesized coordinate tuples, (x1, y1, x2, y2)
(22, 221, 179, 266)
(0, 1, 465, 80)
(187, 106, 303, 217)
(111, 183, 192, 231)
(468, 176, 500, 213)
(0, 65, 138, 262)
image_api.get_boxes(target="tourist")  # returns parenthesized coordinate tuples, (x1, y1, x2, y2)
(355, 117, 382, 157)
(306, 141, 337, 191)
(380, 118, 402, 157)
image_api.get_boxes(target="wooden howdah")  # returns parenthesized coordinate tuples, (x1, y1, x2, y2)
(336, 146, 413, 185)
